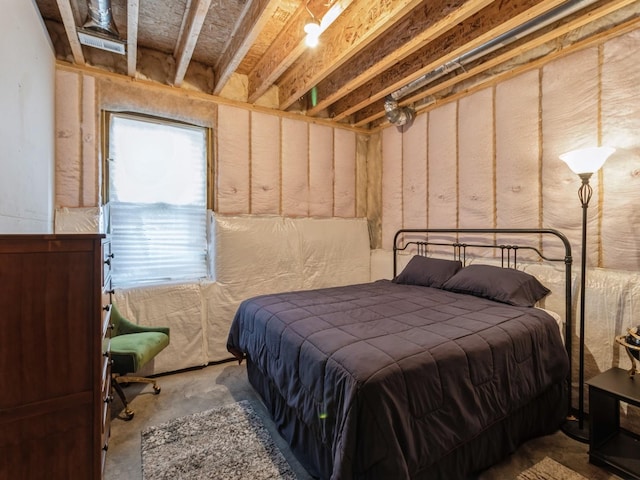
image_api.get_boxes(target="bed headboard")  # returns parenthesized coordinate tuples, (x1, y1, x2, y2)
(393, 227, 573, 402)
(393, 228, 572, 274)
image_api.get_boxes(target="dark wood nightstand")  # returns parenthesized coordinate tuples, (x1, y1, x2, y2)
(587, 367, 640, 479)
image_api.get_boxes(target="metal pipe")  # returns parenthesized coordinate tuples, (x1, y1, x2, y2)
(83, 0, 120, 37)
(385, 0, 598, 125)
(384, 98, 415, 126)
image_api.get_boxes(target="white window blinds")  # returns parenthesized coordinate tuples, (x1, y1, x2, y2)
(107, 113, 208, 287)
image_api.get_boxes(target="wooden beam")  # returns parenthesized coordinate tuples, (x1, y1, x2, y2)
(213, 0, 279, 95)
(127, 0, 140, 77)
(276, 0, 427, 111)
(174, 0, 193, 56)
(56, 59, 371, 134)
(305, 0, 492, 116)
(246, 0, 354, 104)
(173, 0, 212, 87)
(329, 0, 568, 122)
(56, 0, 85, 64)
(356, 0, 639, 128)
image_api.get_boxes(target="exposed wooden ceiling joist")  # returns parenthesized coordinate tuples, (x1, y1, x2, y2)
(276, 0, 429, 111)
(328, 0, 572, 122)
(246, 0, 351, 104)
(304, 0, 494, 117)
(213, 0, 279, 95)
(357, 0, 640, 128)
(126, 0, 139, 77)
(173, 0, 212, 87)
(56, 0, 85, 64)
(35, 0, 640, 129)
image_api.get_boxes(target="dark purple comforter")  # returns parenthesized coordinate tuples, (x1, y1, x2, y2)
(227, 280, 569, 479)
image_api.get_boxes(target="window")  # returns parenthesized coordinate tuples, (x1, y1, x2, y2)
(105, 112, 210, 287)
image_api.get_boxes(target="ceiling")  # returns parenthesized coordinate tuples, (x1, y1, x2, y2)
(35, 0, 640, 129)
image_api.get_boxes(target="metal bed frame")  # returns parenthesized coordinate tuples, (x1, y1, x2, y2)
(393, 228, 574, 413)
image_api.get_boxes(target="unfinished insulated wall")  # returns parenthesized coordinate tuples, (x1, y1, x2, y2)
(379, 29, 640, 270)
(54, 67, 364, 222)
(216, 104, 359, 217)
(54, 67, 368, 370)
(427, 103, 457, 233)
(378, 27, 640, 416)
(381, 30, 640, 271)
(601, 29, 640, 270)
(56, 70, 96, 208)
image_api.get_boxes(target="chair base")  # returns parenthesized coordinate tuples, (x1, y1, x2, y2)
(112, 375, 161, 421)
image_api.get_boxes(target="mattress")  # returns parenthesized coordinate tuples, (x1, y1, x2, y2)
(227, 280, 569, 479)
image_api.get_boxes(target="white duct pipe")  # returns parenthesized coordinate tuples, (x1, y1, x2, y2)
(385, 0, 598, 125)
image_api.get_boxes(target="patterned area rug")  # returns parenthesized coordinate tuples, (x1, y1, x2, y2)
(141, 400, 296, 480)
(516, 457, 589, 480)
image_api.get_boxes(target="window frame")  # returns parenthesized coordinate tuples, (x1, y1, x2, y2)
(101, 110, 214, 286)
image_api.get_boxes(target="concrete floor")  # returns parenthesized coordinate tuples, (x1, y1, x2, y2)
(104, 361, 621, 480)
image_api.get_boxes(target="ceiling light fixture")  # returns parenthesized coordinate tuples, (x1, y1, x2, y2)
(304, 2, 321, 48)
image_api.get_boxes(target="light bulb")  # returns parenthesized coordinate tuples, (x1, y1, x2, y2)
(304, 20, 320, 36)
(304, 17, 321, 48)
(305, 32, 319, 47)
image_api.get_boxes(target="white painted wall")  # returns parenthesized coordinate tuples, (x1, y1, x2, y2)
(0, 1, 55, 233)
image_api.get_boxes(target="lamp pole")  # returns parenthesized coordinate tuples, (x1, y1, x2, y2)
(576, 172, 592, 432)
(559, 146, 615, 443)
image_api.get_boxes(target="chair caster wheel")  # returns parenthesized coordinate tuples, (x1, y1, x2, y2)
(153, 385, 161, 394)
(124, 408, 135, 421)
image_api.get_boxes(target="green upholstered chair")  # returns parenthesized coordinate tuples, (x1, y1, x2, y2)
(109, 304, 170, 420)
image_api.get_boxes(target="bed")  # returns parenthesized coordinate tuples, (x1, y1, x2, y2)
(227, 228, 573, 479)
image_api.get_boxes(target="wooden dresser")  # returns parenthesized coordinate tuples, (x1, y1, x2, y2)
(0, 234, 112, 479)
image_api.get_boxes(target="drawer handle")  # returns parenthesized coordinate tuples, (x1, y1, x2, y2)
(104, 253, 115, 265)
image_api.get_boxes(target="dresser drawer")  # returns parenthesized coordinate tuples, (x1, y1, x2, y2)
(102, 371, 112, 420)
(101, 406, 111, 471)
(102, 302, 113, 340)
(101, 351, 112, 457)
(101, 338, 111, 384)
(102, 240, 113, 287)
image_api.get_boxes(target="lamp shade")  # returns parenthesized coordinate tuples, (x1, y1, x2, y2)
(559, 146, 615, 175)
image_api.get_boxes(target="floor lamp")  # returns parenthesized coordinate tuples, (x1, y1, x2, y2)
(559, 145, 615, 443)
